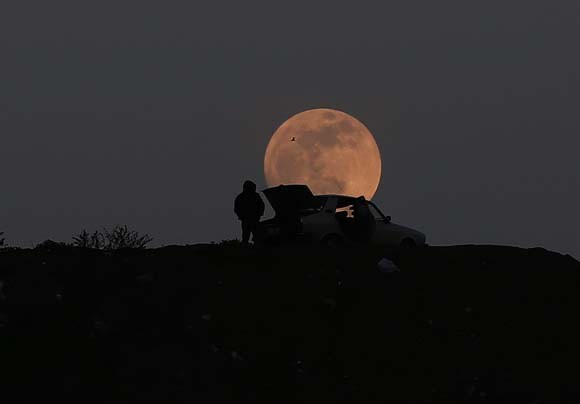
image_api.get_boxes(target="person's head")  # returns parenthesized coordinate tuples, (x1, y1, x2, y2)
(243, 180, 256, 193)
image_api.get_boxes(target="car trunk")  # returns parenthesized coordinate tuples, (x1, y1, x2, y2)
(262, 185, 316, 216)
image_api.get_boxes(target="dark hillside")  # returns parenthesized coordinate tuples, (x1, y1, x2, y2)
(0, 244, 579, 403)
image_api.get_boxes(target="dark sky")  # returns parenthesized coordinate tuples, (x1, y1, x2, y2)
(1, 1, 579, 257)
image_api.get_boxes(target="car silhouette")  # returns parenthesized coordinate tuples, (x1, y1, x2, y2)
(257, 184, 426, 248)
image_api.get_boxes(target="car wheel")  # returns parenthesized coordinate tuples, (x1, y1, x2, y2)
(400, 238, 417, 249)
(321, 234, 343, 248)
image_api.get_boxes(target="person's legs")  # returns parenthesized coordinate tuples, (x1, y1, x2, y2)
(247, 221, 259, 244)
(241, 221, 251, 244)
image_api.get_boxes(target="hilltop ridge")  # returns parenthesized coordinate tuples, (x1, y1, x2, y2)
(0, 244, 579, 403)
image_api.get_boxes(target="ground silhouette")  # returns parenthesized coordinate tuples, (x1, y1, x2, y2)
(0, 243, 579, 403)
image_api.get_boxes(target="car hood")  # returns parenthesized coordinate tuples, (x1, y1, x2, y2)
(262, 184, 315, 215)
(389, 222, 427, 243)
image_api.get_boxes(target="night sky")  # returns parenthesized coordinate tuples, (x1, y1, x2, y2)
(1, 1, 579, 257)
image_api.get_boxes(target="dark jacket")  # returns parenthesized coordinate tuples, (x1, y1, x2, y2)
(353, 199, 376, 240)
(234, 183, 265, 223)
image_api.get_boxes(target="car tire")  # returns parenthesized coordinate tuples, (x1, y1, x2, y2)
(400, 238, 417, 249)
(321, 234, 343, 248)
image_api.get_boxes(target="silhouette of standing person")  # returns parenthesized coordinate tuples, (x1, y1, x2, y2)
(234, 180, 265, 245)
(353, 196, 375, 242)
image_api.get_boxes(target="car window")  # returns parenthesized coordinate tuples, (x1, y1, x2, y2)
(336, 197, 356, 209)
(335, 204, 354, 218)
(300, 196, 327, 214)
(312, 196, 328, 210)
(367, 203, 385, 220)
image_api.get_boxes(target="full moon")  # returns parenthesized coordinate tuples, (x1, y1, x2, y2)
(264, 108, 382, 199)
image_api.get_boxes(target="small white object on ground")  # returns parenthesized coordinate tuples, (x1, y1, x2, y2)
(377, 258, 400, 273)
(322, 297, 337, 309)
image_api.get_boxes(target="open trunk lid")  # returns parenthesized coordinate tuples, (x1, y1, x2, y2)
(262, 184, 316, 216)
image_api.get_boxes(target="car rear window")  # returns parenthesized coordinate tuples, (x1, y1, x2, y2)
(301, 196, 327, 214)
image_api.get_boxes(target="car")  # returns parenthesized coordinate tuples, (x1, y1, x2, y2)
(257, 184, 427, 248)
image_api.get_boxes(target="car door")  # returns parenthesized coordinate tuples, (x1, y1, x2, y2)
(367, 203, 400, 247)
(302, 196, 341, 242)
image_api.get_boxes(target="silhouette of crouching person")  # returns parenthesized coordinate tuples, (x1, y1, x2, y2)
(234, 180, 265, 245)
(353, 196, 376, 242)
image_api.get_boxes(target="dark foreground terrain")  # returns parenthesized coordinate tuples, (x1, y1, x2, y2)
(0, 243, 579, 403)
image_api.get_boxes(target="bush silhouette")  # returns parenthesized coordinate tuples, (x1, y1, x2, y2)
(0, 232, 5, 248)
(72, 230, 104, 249)
(34, 239, 70, 251)
(73, 225, 153, 250)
